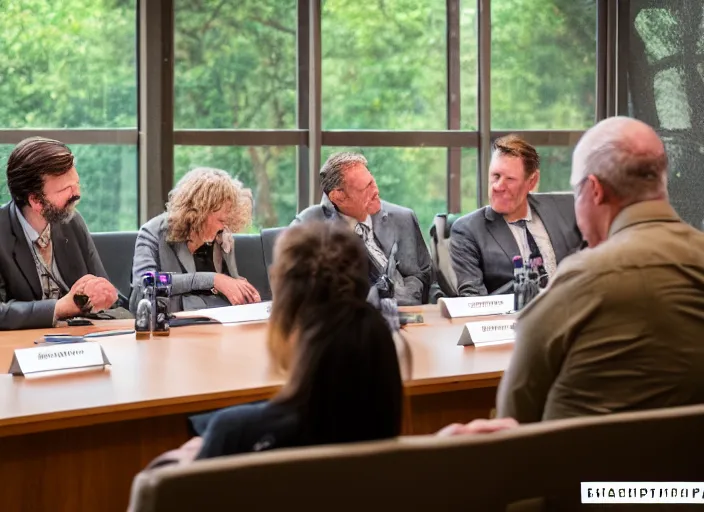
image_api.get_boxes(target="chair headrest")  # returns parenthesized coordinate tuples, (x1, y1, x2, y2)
(429, 213, 462, 242)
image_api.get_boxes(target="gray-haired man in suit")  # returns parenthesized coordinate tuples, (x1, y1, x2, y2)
(292, 152, 431, 305)
(450, 135, 583, 296)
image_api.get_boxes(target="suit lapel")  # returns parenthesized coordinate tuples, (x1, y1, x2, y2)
(321, 194, 342, 223)
(371, 205, 395, 257)
(529, 194, 569, 262)
(222, 243, 238, 278)
(171, 241, 196, 273)
(52, 222, 80, 290)
(9, 205, 42, 299)
(485, 206, 521, 262)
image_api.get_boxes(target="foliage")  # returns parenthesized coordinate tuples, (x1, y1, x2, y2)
(0, 0, 597, 236)
(0, 0, 137, 231)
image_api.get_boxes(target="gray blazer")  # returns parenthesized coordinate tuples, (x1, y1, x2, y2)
(449, 193, 583, 296)
(0, 201, 109, 330)
(129, 213, 240, 313)
(292, 195, 432, 305)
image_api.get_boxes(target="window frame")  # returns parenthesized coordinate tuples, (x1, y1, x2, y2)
(0, 0, 612, 228)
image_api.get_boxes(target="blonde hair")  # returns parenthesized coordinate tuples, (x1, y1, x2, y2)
(165, 167, 253, 242)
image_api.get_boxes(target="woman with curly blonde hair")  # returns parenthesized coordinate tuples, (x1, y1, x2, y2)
(129, 167, 261, 313)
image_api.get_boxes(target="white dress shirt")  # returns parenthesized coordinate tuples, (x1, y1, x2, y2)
(506, 206, 557, 278)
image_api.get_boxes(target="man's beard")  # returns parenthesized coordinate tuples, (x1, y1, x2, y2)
(40, 195, 81, 224)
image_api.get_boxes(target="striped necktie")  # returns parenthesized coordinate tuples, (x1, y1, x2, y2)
(354, 222, 388, 276)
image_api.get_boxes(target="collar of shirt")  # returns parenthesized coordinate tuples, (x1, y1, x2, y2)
(608, 200, 680, 238)
(14, 202, 44, 243)
(508, 205, 533, 225)
(341, 212, 372, 231)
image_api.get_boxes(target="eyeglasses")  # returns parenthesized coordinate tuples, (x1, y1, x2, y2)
(573, 176, 590, 198)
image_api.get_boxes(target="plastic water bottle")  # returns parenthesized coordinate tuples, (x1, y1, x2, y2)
(135, 272, 155, 339)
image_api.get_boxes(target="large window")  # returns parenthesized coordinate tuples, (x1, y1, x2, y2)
(173, 0, 298, 230)
(491, 0, 597, 129)
(321, 0, 447, 130)
(461, 149, 479, 213)
(174, 146, 297, 230)
(0, 1, 136, 128)
(460, 3, 479, 130)
(0, 0, 138, 231)
(174, 0, 297, 129)
(0, 144, 137, 232)
(3, 0, 611, 235)
(535, 147, 574, 193)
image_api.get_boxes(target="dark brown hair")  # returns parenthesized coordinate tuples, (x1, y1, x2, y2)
(493, 134, 540, 176)
(276, 300, 404, 444)
(267, 221, 370, 371)
(6, 137, 75, 207)
(267, 221, 404, 444)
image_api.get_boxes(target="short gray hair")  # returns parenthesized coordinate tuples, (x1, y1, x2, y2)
(320, 152, 368, 196)
(572, 117, 668, 204)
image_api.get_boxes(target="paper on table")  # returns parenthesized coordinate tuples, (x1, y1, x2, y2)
(175, 301, 272, 324)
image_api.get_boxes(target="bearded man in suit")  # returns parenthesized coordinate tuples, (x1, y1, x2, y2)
(0, 137, 117, 330)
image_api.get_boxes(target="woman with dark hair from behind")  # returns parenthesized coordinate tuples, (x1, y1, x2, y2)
(198, 300, 403, 458)
(194, 221, 405, 459)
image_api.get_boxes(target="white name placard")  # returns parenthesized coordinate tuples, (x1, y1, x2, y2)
(186, 301, 272, 324)
(8, 341, 111, 376)
(457, 319, 517, 347)
(439, 294, 513, 319)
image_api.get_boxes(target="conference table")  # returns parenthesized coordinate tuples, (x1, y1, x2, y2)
(0, 305, 514, 512)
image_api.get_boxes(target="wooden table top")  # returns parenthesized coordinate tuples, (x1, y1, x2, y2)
(0, 306, 514, 437)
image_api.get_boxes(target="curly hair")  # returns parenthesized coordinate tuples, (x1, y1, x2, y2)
(165, 167, 253, 242)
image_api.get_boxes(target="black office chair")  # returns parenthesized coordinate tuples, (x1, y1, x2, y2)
(261, 227, 285, 272)
(91, 231, 138, 307)
(428, 213, 461, 300)
(233, 233, 271, 301)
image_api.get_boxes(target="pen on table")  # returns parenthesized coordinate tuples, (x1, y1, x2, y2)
(34, 330, 136, 344)
(85, 329, 135, 338)
(35, 336, 85, 345)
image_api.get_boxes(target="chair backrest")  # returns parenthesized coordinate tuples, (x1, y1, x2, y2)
(91, 231, 138, 299)
(128, 404, 704, 512)
(233, 233, 271, 301)
(261, 227, 285, 297)
(261, 227, 285, 272)
(531, 191, 575, 216)
(429, 213, 461, 298)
